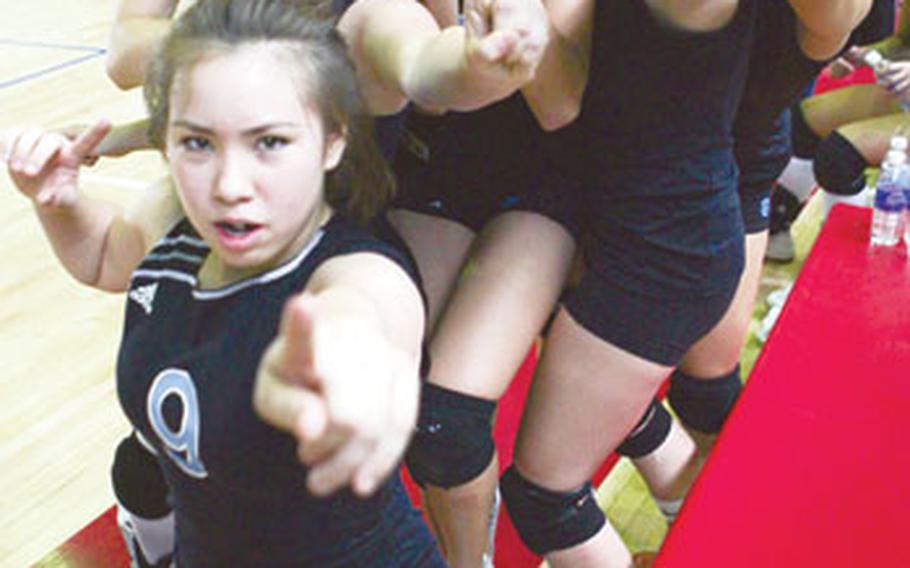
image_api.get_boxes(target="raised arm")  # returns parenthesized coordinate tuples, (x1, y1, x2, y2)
(107, 0, 180, 90)
(520, 0, 594, 130)
(254, 252, 425, 497)
(3, 122, 181, 291)
(788, 0, 873, 60)
(338, 0, 543, 115)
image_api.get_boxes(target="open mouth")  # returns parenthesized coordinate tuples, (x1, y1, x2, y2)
(216, 221, 260, 237)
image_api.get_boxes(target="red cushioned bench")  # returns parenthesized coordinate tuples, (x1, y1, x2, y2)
(655, 204, 910, 567)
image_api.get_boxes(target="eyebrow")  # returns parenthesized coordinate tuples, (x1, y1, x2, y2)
(170, 119, 298, 136)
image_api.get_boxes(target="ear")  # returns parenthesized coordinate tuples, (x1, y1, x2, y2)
(323, 128, 346, 172)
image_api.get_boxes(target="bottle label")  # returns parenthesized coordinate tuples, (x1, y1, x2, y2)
(874, 187, 905, 212)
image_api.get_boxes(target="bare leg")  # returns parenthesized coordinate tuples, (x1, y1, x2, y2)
(673, 230, 768, 457)
(387, 209, 475, 334)
(424, 211, 576, 567)
(801, 83, 901, 139)
(513, 308, 672, 567)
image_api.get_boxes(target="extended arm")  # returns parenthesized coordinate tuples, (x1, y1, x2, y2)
(106, 0, 179, 90)
(339, 0, 543, 115)
(254, 252, 425, 496)
(3, 122, 181, 291)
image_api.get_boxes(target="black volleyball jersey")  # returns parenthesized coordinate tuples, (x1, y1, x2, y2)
(117, 215, 421, 566)
(575, 0, 758, 197)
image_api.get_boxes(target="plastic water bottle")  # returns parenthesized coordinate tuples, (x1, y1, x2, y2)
(870, 135, 908, 246)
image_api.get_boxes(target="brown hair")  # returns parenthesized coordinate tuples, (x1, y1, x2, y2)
(144, 0, 394, 223)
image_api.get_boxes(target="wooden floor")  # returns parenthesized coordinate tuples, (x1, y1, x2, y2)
(0, 2, 166, 566)
(0, 2, 826, 567)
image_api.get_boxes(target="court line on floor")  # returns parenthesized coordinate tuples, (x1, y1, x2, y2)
(0, 38, 106, 53)
(0, 51, 105, 90)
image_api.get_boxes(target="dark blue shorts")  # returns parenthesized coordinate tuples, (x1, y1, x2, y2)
(391, 94, 581, 237)
(564, 184, 744, 366)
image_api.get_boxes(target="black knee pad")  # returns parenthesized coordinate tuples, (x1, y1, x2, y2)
(790, 104, 821, 159)
(111, 433, 171, 518)
(668, 366, 743, 434)
(615, 399, 672, 458)
(813, 131, 868, 196)
(404, 383, 496, 488)
(769, 184, 804, 234)
(500, 466, 606, 555)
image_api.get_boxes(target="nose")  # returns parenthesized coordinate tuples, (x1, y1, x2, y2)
(213, 148, 254, 204)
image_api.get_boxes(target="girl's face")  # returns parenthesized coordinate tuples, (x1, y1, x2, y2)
(166, 44, 344, 276)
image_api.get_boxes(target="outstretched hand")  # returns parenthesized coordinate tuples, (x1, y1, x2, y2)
(878, 60, 910, 100)
(254, 293, 420, 498)
(463, 0, 549, 84)
(4, 120, 111, 208)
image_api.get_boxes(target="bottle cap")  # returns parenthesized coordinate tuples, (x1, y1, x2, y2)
(864, 50, 886, 68)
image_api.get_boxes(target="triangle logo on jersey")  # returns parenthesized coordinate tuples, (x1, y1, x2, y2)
(129, 282, 158, 315)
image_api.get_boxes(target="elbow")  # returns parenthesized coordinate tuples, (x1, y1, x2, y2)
(537, 103, 581, 132)
(106, 57, 142, 91)
(526, 94, 582, 131)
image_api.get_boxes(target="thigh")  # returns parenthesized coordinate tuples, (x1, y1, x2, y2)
(679, 230, 768, 377)
(513, 308, 671, 491)
(801, 84, 901, 139)
(838, 112, 910, 164)
(387, 209, 475, 333)
(429, 211, 576, 399)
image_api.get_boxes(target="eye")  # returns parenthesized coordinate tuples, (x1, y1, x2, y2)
(256, 135, 288, 152)
(179, 136, 212, 152)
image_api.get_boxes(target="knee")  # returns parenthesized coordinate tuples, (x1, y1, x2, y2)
(500, 465, 606, 555)
(405, 383, 496, 488)
(813, 131, 868, 196)
(667, 366, 743, 434)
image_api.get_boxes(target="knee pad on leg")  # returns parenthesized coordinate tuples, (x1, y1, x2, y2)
(500, 466, 606, 556)
(813, 132, 868, 196)
(111, 433, 171, 518)
(668, 366, 743, 434)
(405, 383, 496, 488)
(112, 433, 174, 567)
(790, 105, 821, 159)
(615, 399, 672, 458)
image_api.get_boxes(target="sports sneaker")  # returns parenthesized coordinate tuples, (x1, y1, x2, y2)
(765, 229, 795, 263)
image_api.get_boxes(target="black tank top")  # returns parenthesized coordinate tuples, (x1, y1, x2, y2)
(117, 215, 421, 566)
(577, 0, 758, 196)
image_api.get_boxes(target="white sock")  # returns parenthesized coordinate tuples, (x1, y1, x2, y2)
(778, 157, 817, 202)
(117, 504, 175, 566)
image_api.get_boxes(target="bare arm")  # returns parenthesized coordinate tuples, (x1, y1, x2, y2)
(107, 0, 179, 90)
(254, 252, 425, 496)
(521, 0, 594, 130)
(788, 0, 873, 61)
(339, 0, 541, 115)
(3, 123, 181, 291)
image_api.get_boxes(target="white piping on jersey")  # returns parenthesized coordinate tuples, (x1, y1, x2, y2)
(134, 429, 160, 456)
(145, 251, 205, 265)
(157, 234, 208, 249)
(192, 229, 326, 301)
(131, 268, 199, 287)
